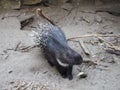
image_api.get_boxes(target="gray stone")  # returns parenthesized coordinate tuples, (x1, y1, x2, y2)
(22, 0, 42, 5)
(0, 0, 21, 10)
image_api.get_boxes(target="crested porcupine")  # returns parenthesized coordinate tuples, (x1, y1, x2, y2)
(31, 9, 83, 80)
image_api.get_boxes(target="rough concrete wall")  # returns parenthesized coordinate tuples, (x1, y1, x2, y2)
(0, 0, 120, 9)
(22, 0, 42, 5)
(0, 0, 21, 9)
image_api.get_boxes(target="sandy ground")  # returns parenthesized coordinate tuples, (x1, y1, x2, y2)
(0, 2, 120, 90)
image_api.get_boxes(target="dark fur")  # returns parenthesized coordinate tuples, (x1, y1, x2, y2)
(37, 23, 83, 80)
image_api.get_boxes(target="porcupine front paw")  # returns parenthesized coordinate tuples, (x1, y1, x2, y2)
(67, 66, 73, 80)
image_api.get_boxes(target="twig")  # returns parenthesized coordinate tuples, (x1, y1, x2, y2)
(83, 60, 98, 66)
(15, 41, 21, 51)
(97, 37, 120, 49)
(16, 81, 26, 90)
(96, 37, 120, 55)
(2, 45, 37, 53)
(96, 10, 120, 16)
(22, 82, 32, 90)
(97, 37, 114, 46)
(79, 40, 90, 56)
(80, 17, 90, 23)
(105, 49, 120, 55)
(40, 85, 45, 90)
(36, 8, 55, 25)
(82, 60, 109, 70)
(80, 10, 96, 14)
(1, 15, 20, 20)
(66, 7, 74, 16)
(96, 67, 110, 71)
(67, 34, 120, 41)
(104, 46, 120, 55)
(19, 45, 37, 52)
(108, 45, 120, 51)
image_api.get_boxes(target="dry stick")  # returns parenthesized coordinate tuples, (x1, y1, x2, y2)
(3, 45, 37, 53)
(67, 34, 120, 53)
(68, 34, 120, 60)
(22, 82, 32, 90)
(1, 14, 20, 20)
(16, 81, 26, 90)
(15, 41, 21, 51)
(37, 8, 56, 25)
(97, 37, 120, 55)
(79, 40, 91, 56)
(83, 60, 109, 69)
(97, 37, 120, 51)
(107, 45, 120, 51)
(19, 45, 37, 52)
(84, 60, 98, 67)
(2, 41, 24, 52)
(68, 34, 120, 54)
(40, 85, 45, 90)
(83, 60, 98, 66)
(67, 34, 120, 41)
(105, 49, 120, 55)
(97, 37, 114, 46)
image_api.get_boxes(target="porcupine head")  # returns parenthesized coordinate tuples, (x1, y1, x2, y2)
(54, 43, 83, 67)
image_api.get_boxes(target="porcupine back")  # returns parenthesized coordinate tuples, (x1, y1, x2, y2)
(31, 23, 67, 51)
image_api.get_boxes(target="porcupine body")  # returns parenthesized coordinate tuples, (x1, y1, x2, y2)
(32, 23, 83, 80)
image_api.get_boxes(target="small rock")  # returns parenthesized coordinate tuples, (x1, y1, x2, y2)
(77, 72, 87, 78)
(43, 71, 48, 74)
(8, 70, 13, 74)
(10, 81, 14, 84)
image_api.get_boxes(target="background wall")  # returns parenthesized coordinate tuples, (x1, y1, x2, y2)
(0, 0, 120, 10)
